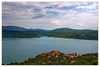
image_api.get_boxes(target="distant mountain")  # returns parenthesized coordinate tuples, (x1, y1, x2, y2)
(2, 30, 41, 38)
(2, 26, 27, 31)
(2, 26, 98, 40)
(6, 50, 98, 65)
(48, 28, 98, 40)
(53, 28, 73, 31)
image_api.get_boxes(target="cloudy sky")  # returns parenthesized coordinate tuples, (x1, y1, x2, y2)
(2, 2, 98, 30)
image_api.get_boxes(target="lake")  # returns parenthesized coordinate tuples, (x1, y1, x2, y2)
(2, 37, 98, 64)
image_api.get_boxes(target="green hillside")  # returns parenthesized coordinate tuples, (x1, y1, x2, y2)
(2, 30, 41, 38)
(2, 26, 98, 40)
(48, 28, 98, 40)
(6, 50, 98, 65)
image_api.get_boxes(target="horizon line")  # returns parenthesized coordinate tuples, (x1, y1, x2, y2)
(2, 25, 98, 30)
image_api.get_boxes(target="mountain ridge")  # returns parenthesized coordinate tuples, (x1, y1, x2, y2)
(2, 26, 98, 31)
(2, 26, 27, 31)
(2, 26, 98, 40)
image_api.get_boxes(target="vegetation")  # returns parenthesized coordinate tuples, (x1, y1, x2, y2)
(47, 28, 98, 40)
(2, 30, 41, 38)
(2, 26, 98, 40)
(4, 50, 98, 65)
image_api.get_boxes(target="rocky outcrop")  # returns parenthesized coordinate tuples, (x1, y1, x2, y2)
(42, 50, 78, 59)
(42, 50, 60, 56)
(6, 50, 98, 65)
(64, 53, 78, 58)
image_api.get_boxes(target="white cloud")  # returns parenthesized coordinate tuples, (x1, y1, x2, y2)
(56, 2, 92, 8)
(57, 2, 75, 8)
(2, 18, 53, 29)
(3, 2, 98, 19)
(51, 19, 65, 26)
(55, 11, 98, 30)
(45, 8, 66, 14)
(75, 12, 98, 23)
(76, 2, 98, 10)
(77, 23, 84, 26)
(2, 2, 46, 19)
(57, 10, 78, 19)
(2, 2, 98, 30)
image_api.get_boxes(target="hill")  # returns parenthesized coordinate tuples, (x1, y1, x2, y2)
(48, 28, 98, 40)
(2, 26, 27, 31)
(6, 50, 98, 65)
(2, 30, 40, 38)
(2, 26, 98, 40)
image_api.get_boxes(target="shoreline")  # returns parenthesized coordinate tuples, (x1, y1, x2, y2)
(3, 51, 98, 65)
(2, 36, 98, 40)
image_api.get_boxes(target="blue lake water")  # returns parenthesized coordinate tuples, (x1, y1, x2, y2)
(2, 37, 98, 64)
